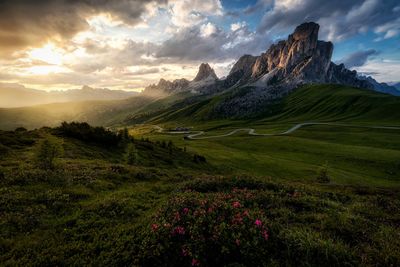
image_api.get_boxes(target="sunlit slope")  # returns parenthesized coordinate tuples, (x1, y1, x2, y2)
(0, 91, 194, 130)
(266, 84, 400, 123)
(145, 84, 400, 125)
(0, 96, 155, 130)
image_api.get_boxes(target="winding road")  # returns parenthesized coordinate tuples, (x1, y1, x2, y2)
(153, 123, 400, 140)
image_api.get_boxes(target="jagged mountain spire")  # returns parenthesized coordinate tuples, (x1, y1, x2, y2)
(193, 63, 218, 82)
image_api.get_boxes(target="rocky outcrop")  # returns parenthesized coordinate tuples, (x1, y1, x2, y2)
(224, 21, 389, 93)
(143, 78, 190, 97)
(327, 63, 373, 89)
(193, 63, 218, 82)
(143, 63, 219, 95)
(224, 55, 258, 87)
(358, 76, 400, 96)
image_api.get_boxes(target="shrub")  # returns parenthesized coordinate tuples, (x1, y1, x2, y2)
(34, 137, 62, 170)
(14, 127, 27, 132)
(56, 121, 120, 146)
(137, 189, 271, 266)
(316, 162, 330, 183)
(193, 154, 206, 163)
(125, 143, 138, 165)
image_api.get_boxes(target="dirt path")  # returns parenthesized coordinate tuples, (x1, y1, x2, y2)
(153, 122, 400, 140)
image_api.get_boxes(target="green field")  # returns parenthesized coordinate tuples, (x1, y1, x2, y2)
(1, 85, 400, 266)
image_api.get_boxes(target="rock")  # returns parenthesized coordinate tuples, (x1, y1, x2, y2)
(225, 55, 258, 87)
(193, 63, 218, 82)
(143, 78, 190, 96)
(143, 63, 218, 95)
(358, 75, 400, 96)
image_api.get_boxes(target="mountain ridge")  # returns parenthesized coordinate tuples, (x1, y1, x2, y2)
(0, 83, 137, 108)
(143, 22, 397, 98)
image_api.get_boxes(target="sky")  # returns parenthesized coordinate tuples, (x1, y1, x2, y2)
(0, 0, 399, 91)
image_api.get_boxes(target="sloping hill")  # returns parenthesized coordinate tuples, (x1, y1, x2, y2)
(0, 95, 156, 130)
(264, 84, 400, 124)
(135, 84, 400, 125)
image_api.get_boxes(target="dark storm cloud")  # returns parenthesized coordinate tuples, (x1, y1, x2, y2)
(255, 0, 400, 41)
(339, 49, 379, 68)
(0, 0, 165, 54)
(155, 24, 271, 62)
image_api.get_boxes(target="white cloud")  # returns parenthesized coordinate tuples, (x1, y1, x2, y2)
(354, 59, 400, 83)
(374, 18, 400, 40)
(168, 0, 223, 27)
(230, 22, 247, 32)
(200, 22, 217, 37)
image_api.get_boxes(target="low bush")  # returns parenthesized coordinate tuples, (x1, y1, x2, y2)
(55, 122, 120, 146)
(137, 189, 271, 266)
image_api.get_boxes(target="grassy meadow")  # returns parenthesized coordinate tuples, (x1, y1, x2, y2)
(1, 85, 400, 266)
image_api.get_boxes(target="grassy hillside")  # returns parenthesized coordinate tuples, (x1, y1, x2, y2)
(2, 84, 399, 131)
(140, 84, 400, 125)
(265, 84, 400, 124)
(1, 126, 399, 266)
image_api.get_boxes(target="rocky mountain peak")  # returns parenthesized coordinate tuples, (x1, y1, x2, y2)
(292, 22, 319, 42)
(249, 21, 331, 82)
(193, 63, 218, 82)
(143, 22, 396, 98)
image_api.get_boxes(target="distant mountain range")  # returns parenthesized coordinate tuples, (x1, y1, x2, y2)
(0, 84, 137, 108)
(1, 22, 399, 130)
(144, 22, 400, 97)
(389, 82, 400, 90)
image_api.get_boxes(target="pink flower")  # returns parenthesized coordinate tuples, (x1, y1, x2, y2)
(181, 247, 189, 257)
(175, 211, 181, 221)
(192, 258, 200, 266)
(151, 224, 159, 232)
(173, 226, 185, 235)
(262, 230, 269, 240)
(207, 207, 213, 213)
(235, 239, 240, 246)
(232, 201, 241, 208)
(232, 213, 243, 224)
(255, 219, 262, 227)
(243, 210, 250, 217)
(183, 207, 189, 214)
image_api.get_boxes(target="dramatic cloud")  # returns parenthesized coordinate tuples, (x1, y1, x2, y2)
(168, 0, 223, 27)
(339, 49, 379, 68)
(156, 22, 271, 62)
(0, 0, 398, 91)
(0, 0, 164, 55)
(255, 0, 400, 41)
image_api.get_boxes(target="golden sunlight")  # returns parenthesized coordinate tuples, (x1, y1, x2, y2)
(28, 43, 63, 65)
(26, 65, 68, 75)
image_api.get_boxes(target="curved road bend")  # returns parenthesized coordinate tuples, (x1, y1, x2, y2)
(152, 122, 400, 140)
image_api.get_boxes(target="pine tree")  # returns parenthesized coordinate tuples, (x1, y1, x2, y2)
(126, 143, 138, 165)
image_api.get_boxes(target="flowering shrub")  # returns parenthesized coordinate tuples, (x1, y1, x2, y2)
(138, 188, 271, 266)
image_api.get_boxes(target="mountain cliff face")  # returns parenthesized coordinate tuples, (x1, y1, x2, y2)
(226, 22, 373, 90)
(193, 63, 218, 82)
(144, 22, 396, 99)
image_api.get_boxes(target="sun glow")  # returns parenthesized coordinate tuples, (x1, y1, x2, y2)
(28, 43, 63, 65)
